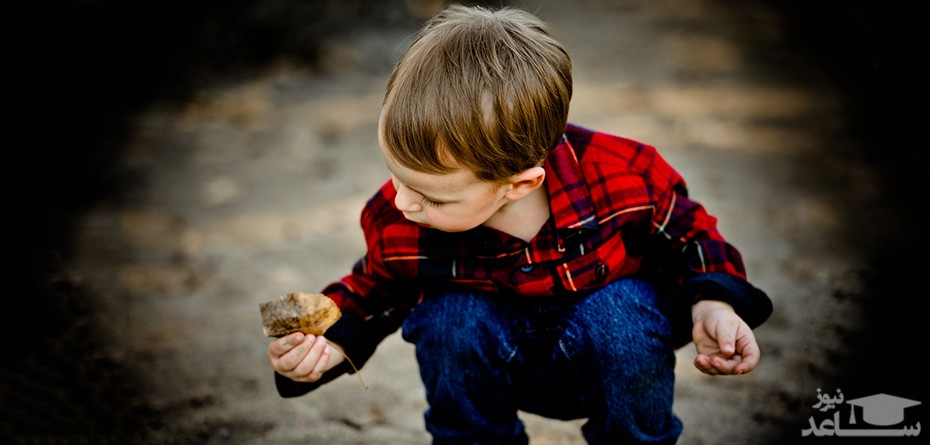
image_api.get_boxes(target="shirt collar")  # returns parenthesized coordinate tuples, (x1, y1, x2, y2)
(544, 134, 599, 232)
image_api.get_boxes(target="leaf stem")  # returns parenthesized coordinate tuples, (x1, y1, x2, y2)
(327, 340, 368, 389)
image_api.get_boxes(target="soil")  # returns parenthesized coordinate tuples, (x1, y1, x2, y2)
(5, 0, 926, 444)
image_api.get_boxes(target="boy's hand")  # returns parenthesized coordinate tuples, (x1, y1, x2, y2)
(690, 300, 760, 376)
(268, 332, 345, 382)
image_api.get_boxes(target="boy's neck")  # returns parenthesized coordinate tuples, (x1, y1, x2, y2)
(482, 185, 550, 242)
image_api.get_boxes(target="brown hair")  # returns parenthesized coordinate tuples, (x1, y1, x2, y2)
(380, 4, 572, 183)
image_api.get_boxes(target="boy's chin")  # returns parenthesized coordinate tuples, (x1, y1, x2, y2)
(416, 222, 478, 233)
(407, 220, 435, 230)
(403, 216, 481, 232)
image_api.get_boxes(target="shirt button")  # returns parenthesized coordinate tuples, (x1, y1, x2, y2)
(520, 265, 534, 273)
(595, 264, 608, 280)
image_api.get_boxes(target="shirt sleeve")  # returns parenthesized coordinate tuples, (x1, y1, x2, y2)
(634, 144, 773, 347)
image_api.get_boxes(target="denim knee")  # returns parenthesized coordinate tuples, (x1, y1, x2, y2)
(560, 279, 673, 358)
(401, 290, 517, 365)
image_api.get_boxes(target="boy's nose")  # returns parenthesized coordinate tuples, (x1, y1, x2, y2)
(394, 188, 423, 213)
(401, 202, 423, 213)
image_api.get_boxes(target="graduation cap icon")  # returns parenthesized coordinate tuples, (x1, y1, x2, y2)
(846, 393, 921, 426)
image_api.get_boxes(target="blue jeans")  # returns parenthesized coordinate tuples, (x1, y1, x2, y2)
(401, 279, 683, 445)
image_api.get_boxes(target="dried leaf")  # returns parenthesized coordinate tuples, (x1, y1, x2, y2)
(259, 292, 341, 337)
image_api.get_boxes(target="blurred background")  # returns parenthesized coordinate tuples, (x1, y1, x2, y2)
(5, 0, 924, 443)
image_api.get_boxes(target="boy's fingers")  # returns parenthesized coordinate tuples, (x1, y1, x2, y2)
(309, 343, 333, 380)
(291, 336, 329, 380)
(711, 354, 742, 373)
(733, 360, 755, 375)
(269, 332, 307, 356)
(715, 319, 739, 357)
(693, 355, 716, 375)
(277, 334, 319, 373)
(732, 334, 761, 374)
(719, 340, 735, 357)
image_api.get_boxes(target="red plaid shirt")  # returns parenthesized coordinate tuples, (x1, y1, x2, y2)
(276, 123, 770, 396)
(322, 123, 749, 321)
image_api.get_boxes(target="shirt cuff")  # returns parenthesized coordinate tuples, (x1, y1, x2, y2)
(660, 272, 773, 348)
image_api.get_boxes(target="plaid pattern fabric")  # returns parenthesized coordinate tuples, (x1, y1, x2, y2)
(323, 123, 748, 321)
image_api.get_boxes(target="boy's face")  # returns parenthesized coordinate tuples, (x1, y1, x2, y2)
(380, 144, 511, 233)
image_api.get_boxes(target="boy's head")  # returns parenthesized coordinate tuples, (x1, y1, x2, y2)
(380, 4, 572, 184)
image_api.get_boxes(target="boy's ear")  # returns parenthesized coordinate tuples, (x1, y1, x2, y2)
(504, 166, 546, 200)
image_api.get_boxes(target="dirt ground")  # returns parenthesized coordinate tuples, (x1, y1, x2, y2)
(6, 0, 926, 444)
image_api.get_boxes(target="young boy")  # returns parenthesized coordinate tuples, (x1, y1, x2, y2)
(268, 4, 773, 444)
